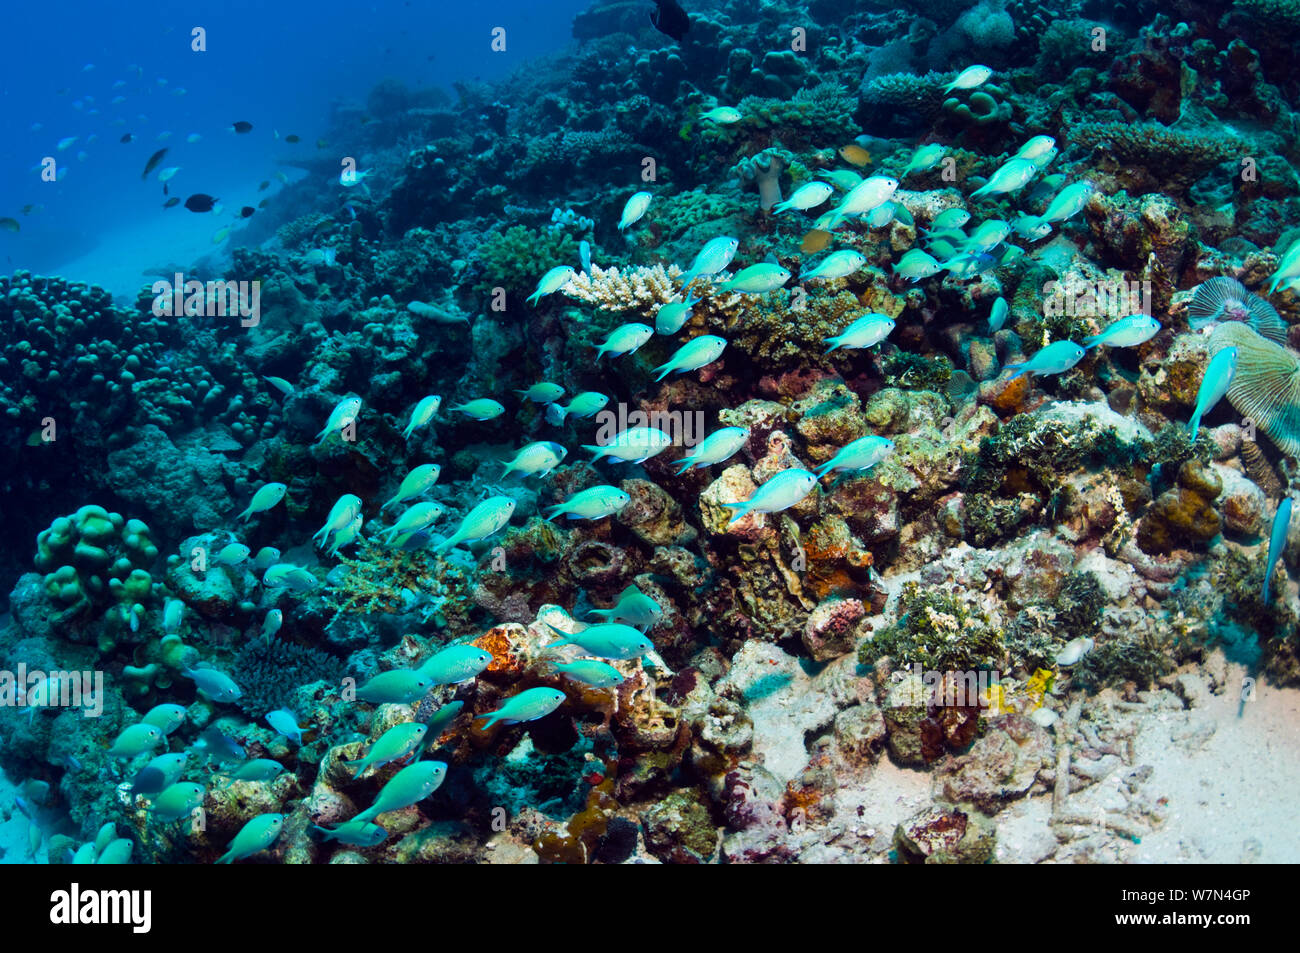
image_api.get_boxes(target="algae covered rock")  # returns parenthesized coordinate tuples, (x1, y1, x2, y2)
(1137, 459, 1223, 554)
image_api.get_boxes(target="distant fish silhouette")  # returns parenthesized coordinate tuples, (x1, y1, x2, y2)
(140, 147, 167, 180)
(650, 0, 690, 40)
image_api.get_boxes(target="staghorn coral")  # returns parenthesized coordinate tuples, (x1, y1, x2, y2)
(561, 263, 684, 313)
(321, 538, 465, 631)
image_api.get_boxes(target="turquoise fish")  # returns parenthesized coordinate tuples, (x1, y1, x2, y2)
(721, 468, 817, 525)
(216, 813, 284, 864)
(476, 687, 567, 729)
(1263, 497, 1293, 603)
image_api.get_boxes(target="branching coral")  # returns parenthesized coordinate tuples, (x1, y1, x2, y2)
(320, 539, 462, 631)
(229, 637, 349, 718)
(561, 264, 683, 313)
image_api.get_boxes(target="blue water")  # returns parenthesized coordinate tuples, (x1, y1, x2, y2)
(0, 0, 588, 279)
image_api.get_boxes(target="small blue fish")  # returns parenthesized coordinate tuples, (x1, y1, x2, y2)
(182, 666, 242, 703)
(1003, 341, 1086, 381)
(1263, 497, 1292, 603)
(312, 821, 388, 847)
(476, 687, 567, 729)
(988, 297, 1009, 332)
(1083, 314, 1160, 350)
(1188, 346, 1239, 436)
(722, 468, 818, 524)
(195, 725, 246, 763)
(266, 708, 305, 745)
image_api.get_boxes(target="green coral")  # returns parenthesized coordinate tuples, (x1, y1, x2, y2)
(471, 225, 578, 303)
(943, 88, 1013, 125)
(1005, 571, 1107, 671)
(859, 581, 1005, 671)
(731, 83, 858, 148)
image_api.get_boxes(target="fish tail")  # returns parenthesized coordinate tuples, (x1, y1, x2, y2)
(542, 505, 563, 522)
(236, 507, 252, 522)
(720, 501, 749, 524)
(674, 458, 695, 475)
(1082, 334, 1101, 349)
(823, 338, 842, 354)
(581, 444, 604, 461)
(1187, 412, 1203, 437)
(653, 364, 673, 382)
(813, 461, 834, 479)
(1003, 363, 1028, 380)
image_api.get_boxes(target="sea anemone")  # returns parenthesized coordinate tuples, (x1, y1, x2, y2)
(1208, 322, 1300, 457)
(1188, 277, 1287, 344)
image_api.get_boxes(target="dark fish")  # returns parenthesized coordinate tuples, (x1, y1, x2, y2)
(184, 193, 217, 212)
(163, 182, 169, 196)
(258, 199, 269, 208)
(258, 180, 270, 191)
(141, 147, 168, 180)
(285, 134, 300, 143)
(163, 197, 180, 208)
(231, 121, 253, 134)
(131, 766, 166, 795)
(649, 0, 690, 40)
(196, 724, 245, 761)
(239, 206, 255, 218)
(120, 133, 134, 144)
